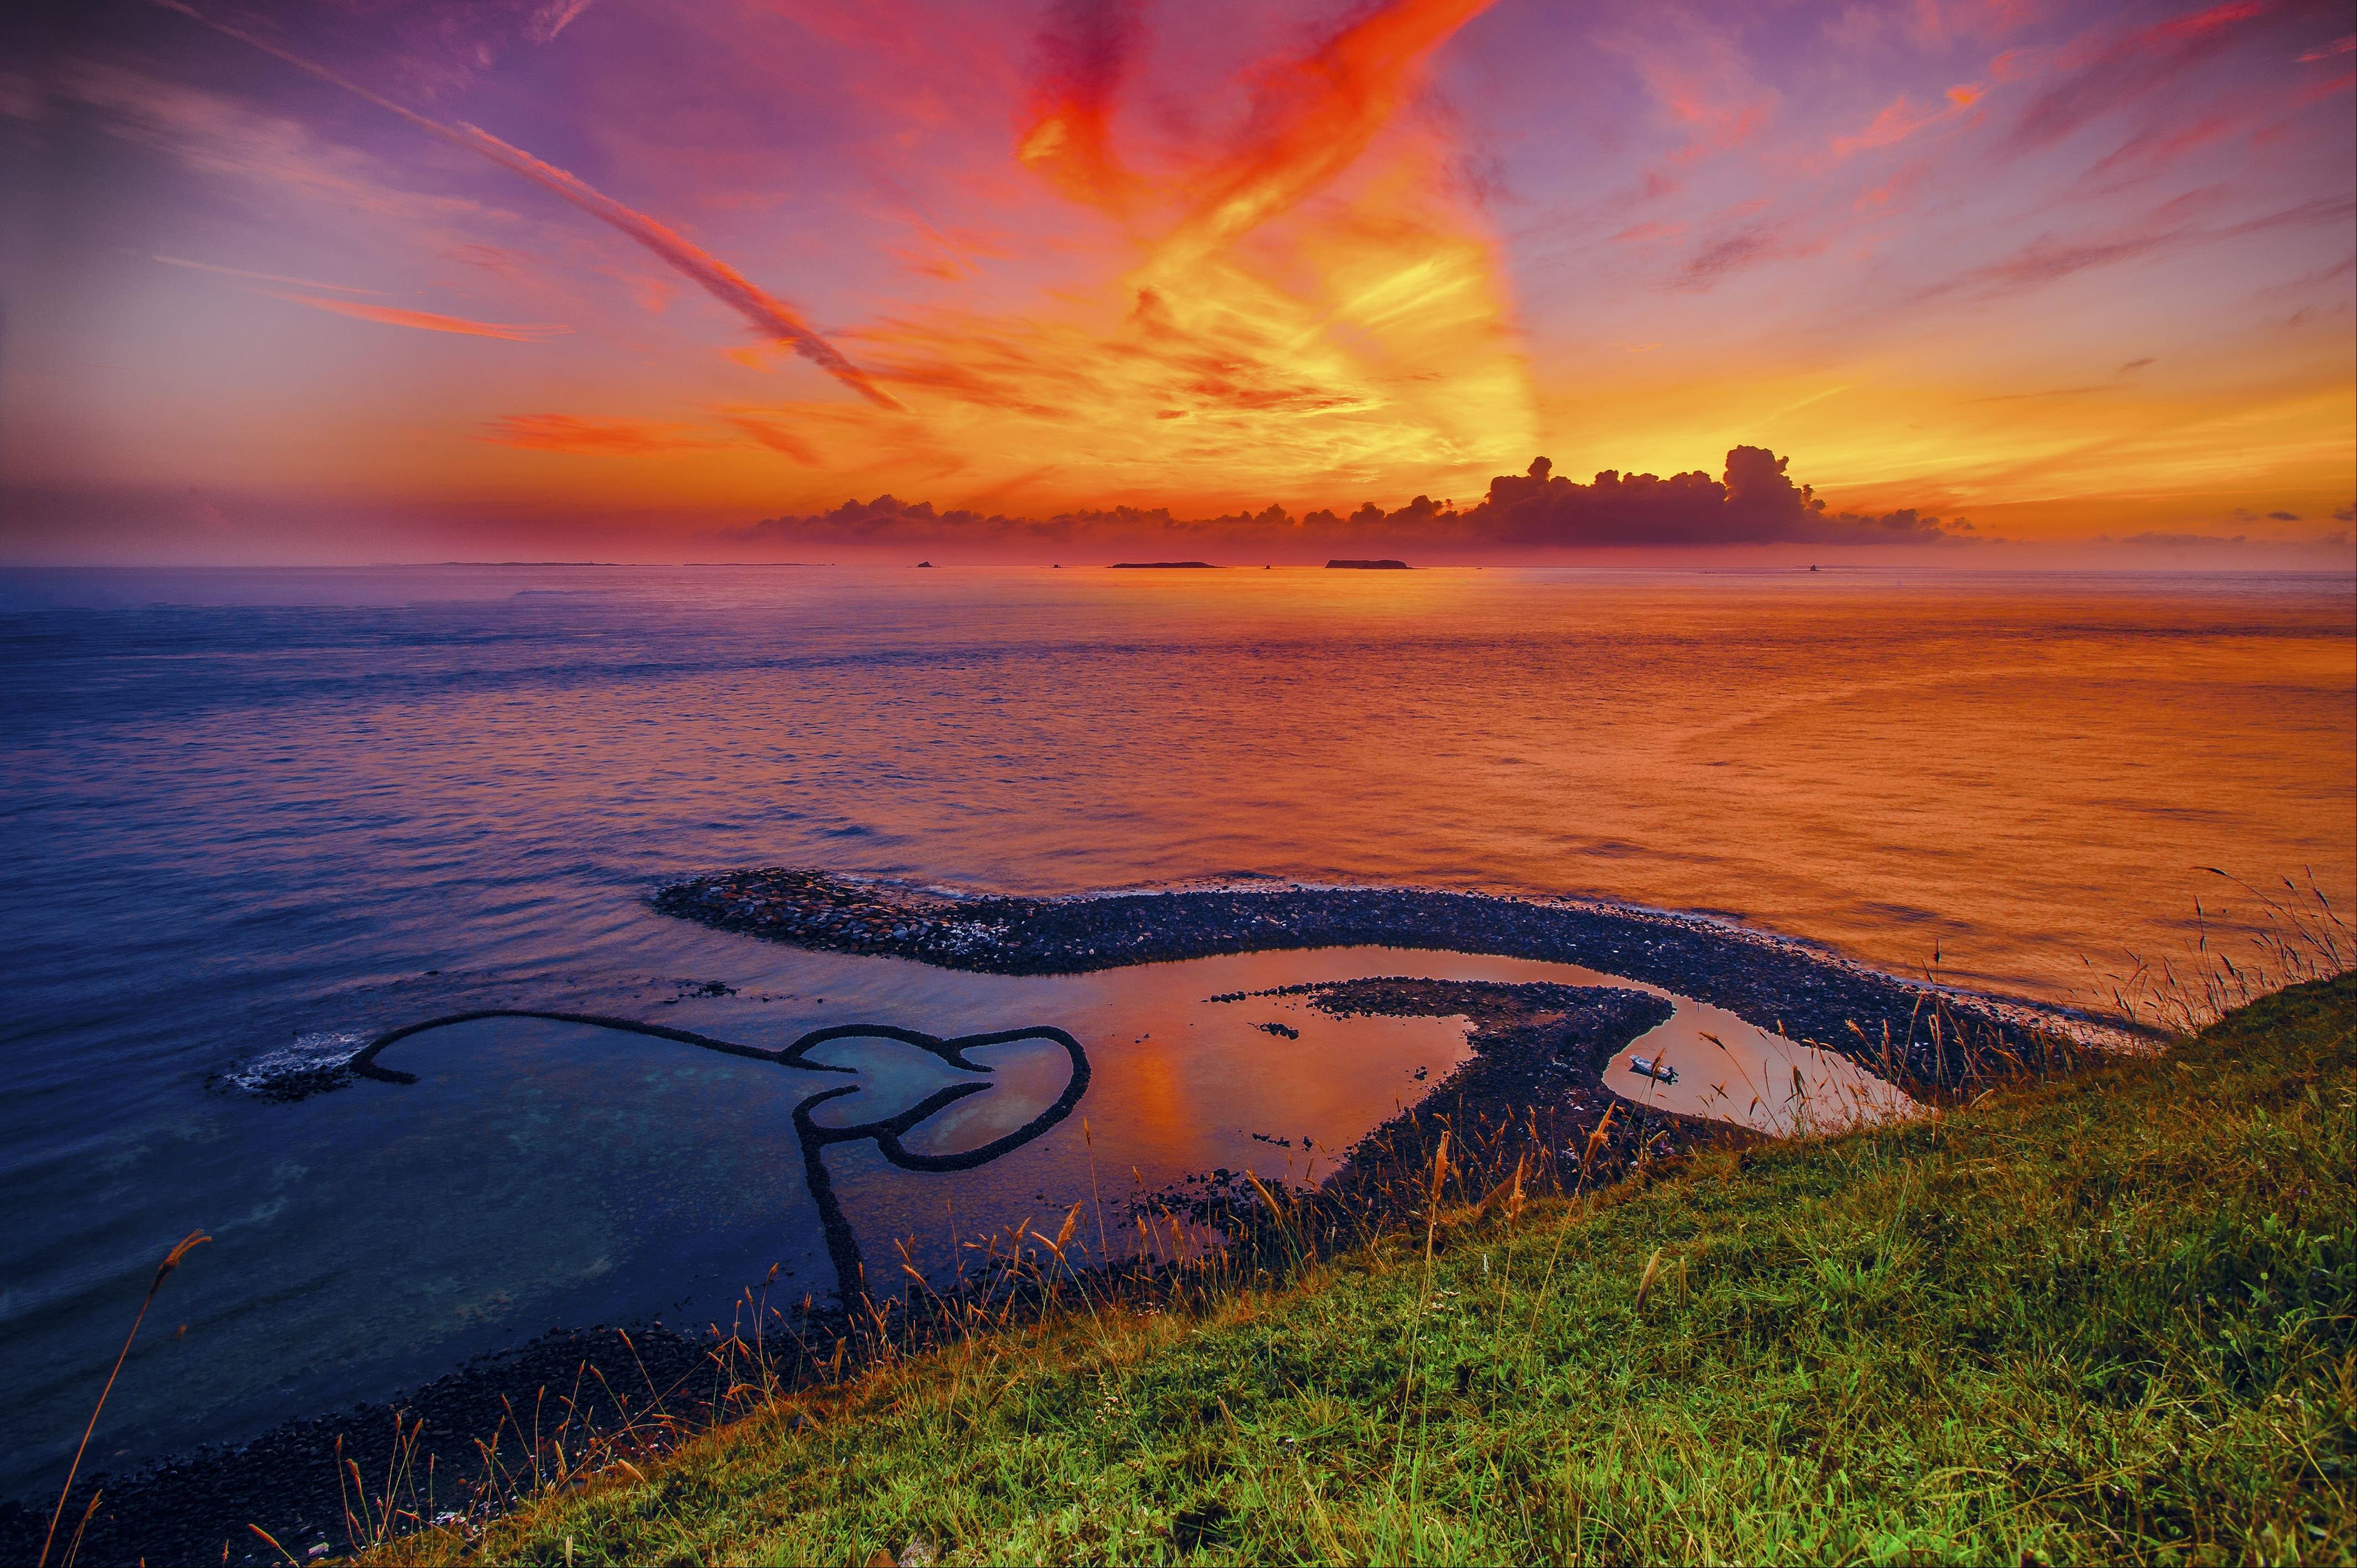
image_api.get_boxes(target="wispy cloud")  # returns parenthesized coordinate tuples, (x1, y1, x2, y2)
(2082, 110, 2240, 186)
(2004, 0, 2272, 158)
(1674, 221, 1828, 291)
(263, 292, 570, 340)
(717, 412, 824, 466)
(153, 0, 900, 409)
(153, 254, 383, 293)
(527, 0, 595, 45)
(1832, 84, 1983, 158)
(35, 62, 491, 223)
(1620, 18, 1778, 165)
(480, 410, 827, 464)
(1915, 193, 2353, 303)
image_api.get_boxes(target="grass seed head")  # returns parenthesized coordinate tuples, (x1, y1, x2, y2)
(1635, 1247, 1664, 1311)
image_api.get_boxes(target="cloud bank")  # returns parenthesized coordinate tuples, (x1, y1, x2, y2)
(718, 446, 1974, 558)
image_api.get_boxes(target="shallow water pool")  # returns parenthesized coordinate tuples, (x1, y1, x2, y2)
(2, 941, 1908, 1496)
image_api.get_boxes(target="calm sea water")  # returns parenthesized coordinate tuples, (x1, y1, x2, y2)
(2, 564, 2350, 1494)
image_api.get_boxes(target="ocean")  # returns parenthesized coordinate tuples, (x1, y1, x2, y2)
(2, 563, 2349, 1498)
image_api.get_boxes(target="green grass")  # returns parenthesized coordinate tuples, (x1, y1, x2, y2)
(376, 975, 2355, 1566)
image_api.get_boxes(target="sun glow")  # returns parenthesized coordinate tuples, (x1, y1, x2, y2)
(730, 0, 1530, 513)
(4, 0, 2350, 561)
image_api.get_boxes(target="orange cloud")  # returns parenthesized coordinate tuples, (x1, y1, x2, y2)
(828, 150, 1536, 508)
(481, 409, 834, 466)
(684, 0, 1532, 513)
(717, 412, 825, 466)
(1856, 159, 1932, 210)
(1833, 85, 1983, 156)
(263, 291, 570, 340)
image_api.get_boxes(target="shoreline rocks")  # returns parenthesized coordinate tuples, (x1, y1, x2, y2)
(650, 870, 2096, 1089)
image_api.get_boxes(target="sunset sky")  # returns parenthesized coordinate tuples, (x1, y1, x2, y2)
(2, 0, 2351, 562)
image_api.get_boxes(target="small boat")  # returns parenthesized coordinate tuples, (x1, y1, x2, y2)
(1628, 1056, 1678, 1085)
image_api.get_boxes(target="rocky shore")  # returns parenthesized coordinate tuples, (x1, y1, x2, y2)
(652, 870, 2106, 1088)
(1162, 977, 1694, 1265)
(0, 1321, 735, 1567)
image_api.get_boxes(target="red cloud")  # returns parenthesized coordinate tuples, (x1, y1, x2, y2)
(1017, 0, 1147, 209)
(1856, 159, 1932, 210)
(2083, 111, 2239, 183)
(1156, 0, 1501, 262)
(478, 415, 728, 454)
(717, 413, 824, 466)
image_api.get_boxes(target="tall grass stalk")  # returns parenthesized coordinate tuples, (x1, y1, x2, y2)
(2087, 867, 2350, 1034)
(37, 1227, 208, 1568)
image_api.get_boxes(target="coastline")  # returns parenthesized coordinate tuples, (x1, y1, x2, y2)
(650, 870, 2129, 1084)
(5, 877, 2118, 1564)
(369, 974, 2357, 1567)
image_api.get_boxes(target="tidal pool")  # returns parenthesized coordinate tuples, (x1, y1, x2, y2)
(347, 944, 1914, 1319)
(1596, 990, 1919, 1136)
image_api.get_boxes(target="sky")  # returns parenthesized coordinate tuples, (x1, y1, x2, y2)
(1, 0, 2351, 564)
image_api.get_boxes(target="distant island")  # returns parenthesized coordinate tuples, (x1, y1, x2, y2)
(1109, 561, 1216, 569)
(1327, 558, 1409, 569)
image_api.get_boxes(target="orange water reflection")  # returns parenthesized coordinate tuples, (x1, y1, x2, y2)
(589, 566, 2351, 1008)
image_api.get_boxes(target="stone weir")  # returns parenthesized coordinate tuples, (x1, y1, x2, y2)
(652, 871, 2105, 1091)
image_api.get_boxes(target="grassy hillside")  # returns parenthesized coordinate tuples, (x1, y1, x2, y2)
(376, 974, 2354, 1566)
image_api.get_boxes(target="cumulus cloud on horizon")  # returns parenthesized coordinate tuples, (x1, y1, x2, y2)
(717, 445, 1974, 556)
